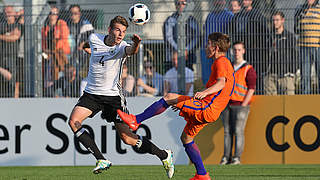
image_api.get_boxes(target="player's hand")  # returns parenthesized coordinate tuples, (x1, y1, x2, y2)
(194, 91, 208, 100)
(171, 105, 180, 112)
(131, 34, 141, 44)
(83, 47, 91, 54)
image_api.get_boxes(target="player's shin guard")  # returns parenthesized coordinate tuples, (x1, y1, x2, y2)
(75, 127, 105, 160)
(136, 98, 169, 123)
(183, 141, 207, 175)
(135, 136, 168, 160)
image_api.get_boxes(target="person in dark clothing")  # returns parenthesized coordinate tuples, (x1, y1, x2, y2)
(230, 0, 269, 95)
(46, 64, 80, 97)
(201, 0, 233, 84)
(294, 0, 320, 94)
(163, 0, 200, 71)
(0, 5, 21, 97)
(67, 4, 94, 74)
(264, 11, 298, 95)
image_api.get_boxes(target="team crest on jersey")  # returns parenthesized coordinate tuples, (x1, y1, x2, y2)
(110, 48, 116, 55)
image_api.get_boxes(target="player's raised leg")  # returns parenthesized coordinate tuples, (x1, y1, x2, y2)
(117, 93, 180, 130)
(115, 122, 174, 178)
(68, 106, 112, 174)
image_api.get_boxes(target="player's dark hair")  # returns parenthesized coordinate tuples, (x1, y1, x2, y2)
(272, 10, 285, 18)
(110, 16, 129, 29)
(69, 4, 81, 11)
(232, 41, 245, 49)
(208, 32, 230, 53)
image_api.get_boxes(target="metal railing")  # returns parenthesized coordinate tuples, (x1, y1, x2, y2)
(0, 0, 318, 98)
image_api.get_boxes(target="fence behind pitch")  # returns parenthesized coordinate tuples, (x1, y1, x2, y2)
(0, 0, 318, 98)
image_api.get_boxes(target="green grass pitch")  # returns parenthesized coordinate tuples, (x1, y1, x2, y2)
(0, 164, 319, 180)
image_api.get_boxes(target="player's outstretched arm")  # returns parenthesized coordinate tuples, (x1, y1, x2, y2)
(83, 41, 91, 54)
(194, 77, 225, 100)
(125, 34, 141, 56)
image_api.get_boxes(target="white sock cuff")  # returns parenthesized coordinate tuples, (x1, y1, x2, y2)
(135, 139, 143, 148)
(75, 128, 86, 138)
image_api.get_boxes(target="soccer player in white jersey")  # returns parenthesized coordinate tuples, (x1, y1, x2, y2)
(68, 16, 174, 178)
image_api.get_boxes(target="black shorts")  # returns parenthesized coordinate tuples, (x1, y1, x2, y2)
(76, 92, 128, 123)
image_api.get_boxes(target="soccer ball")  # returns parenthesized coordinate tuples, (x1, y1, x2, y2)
(128, 3, 150, 26)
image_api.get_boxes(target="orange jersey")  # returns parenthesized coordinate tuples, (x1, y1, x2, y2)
(176, 56, 234, 137)
(202, 56, 234, 122)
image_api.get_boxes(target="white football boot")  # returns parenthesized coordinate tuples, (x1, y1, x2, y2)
(162, 149, 174, 178)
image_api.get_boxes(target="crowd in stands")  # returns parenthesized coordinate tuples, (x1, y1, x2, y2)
(0, 0, 320, 98)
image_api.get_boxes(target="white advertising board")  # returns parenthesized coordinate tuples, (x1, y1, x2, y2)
(0, 97, 189, 166)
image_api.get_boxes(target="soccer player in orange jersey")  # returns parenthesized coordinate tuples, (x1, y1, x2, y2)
(118, 32, 234, 180)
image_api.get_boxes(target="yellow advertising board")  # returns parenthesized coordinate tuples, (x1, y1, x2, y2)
(284, 95, 320, 164)
(195, 95, 320, 164)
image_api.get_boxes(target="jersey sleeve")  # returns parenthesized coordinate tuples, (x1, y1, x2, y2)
(246, 66, 257, 90)
(88, 33, 95, 55)
(215, 58, 228, 79)
(120, 41, 131, 58)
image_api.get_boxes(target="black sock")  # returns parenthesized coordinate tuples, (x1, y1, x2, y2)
(75, 127, 105, 160)
(136, 136, 168, 160)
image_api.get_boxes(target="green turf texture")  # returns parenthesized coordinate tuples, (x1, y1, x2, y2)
(0, 164, 319, 180)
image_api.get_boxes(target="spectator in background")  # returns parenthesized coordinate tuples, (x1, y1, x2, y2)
(15, 7, 25, 98)
(295, 0, 320, 94)
(137, 61, 164, 97)
(0, 5, 21, 97)
(79, 41, 91, 96)
(46, 64, 80, 97)
(163, 0, 200, 71)
(67, 4, 94, 80)
(202, 0, 233, 84)
(229, 0, 242, 15)
(121, 63, 135, 97)
(230, 0, 269, 95)
(41, 6, 70, 97)
(0, 67, 12, 81)
(220, 41, 256, 165)
(164, 51, 194, 96)
(265, 11, 298, 95)
(205, 0, 233, 38)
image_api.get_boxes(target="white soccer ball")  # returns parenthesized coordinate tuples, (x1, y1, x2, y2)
(128, 3, 150, 26)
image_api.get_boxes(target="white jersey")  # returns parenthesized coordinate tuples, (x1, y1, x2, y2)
(84, 33, 130, 96)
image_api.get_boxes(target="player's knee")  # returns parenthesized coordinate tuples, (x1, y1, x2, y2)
(164, 93, 174, 100)
(68, 118, 74, 128)
(180, 132, 194, 144)
(68, 118, 82, 130)
(180, 134, 188, 144)
(234, 129, 244, 137)
(163, 93, 178, 104)
(119, 132, 135, 146)
(223, 128, 231, 134)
